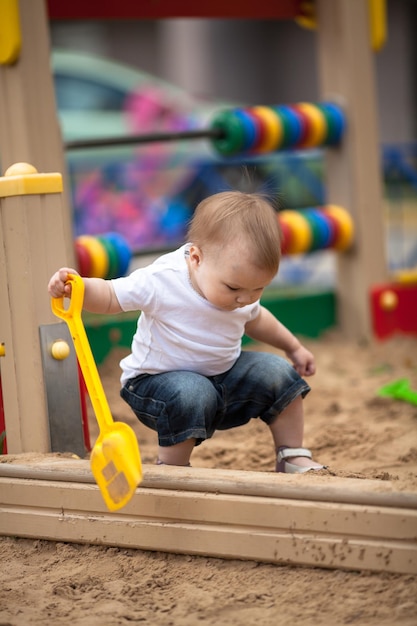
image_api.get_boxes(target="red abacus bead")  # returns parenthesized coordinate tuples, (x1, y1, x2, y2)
(320, 209, 340, 248)
(278, 215, 293, 254)
(75, 240, 93, 276)
(290, 104, 313, 147)
(246, 108, 267, 152)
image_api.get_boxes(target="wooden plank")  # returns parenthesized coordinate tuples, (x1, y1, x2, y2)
(2, 478, 416, 541)
(2, 458, 417, 509)
(0, 191, 75, 453)
(316, 0, 387, 339)
(0, 461, 416, 574)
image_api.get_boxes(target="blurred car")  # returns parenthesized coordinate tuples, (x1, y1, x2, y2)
(52, 49, 325, 255)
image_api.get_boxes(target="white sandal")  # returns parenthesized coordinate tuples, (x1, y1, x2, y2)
(276, 447, 327, 474)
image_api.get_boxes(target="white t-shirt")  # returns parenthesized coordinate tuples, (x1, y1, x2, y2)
(112, 245, 260, 384)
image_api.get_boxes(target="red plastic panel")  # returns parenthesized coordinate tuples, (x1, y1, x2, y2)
(370, 283, 417, 339)
(47, 0, 300, 19)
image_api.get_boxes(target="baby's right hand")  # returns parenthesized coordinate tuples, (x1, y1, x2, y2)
(48, 268, 79, 298)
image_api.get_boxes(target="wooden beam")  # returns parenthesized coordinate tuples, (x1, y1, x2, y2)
(1, 459, 416, 575)
(316, 0, 387, 339)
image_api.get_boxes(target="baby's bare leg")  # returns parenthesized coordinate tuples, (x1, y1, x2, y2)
(269, 396, 322, 469)
(157, 438, 196, 466)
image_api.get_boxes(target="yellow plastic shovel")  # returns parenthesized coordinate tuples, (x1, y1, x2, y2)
(51, 273, 142, 511)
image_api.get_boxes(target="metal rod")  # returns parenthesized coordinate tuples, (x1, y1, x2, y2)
(65, 127, 223, 151)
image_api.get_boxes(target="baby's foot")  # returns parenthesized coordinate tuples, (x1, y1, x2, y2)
(276, 447, 327, 474)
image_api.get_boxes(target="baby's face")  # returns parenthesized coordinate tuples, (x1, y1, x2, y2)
(187, 241, 274, 310)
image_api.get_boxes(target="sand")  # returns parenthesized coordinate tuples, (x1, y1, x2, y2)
(1, 330, 417, 625)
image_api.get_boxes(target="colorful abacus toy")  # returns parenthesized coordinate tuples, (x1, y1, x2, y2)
(210, 102, 346, 156)
(278, 205, 354, 254)
(75, 232, 132, 279)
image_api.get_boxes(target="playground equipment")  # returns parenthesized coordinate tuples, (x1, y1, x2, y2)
(3, 0, 413, 577)
(0, 0, 386, 450)
(75, 232, 132, 279)
(0, 459, 416, 575)
(210, 102, 345, 155)
(0, 162, 86, 456)
(67, 101, 345, 155)
(279, 204, 353, 254)
(371, 280, 417, 339)
(0, 0, 386, 421)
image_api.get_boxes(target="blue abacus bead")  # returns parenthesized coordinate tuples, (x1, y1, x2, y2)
(98, 234, 120, 279)
(319, 103, 346, 145)
(105, 232, 132, 277)
(303, 208, 333, 250)
(234, 109, 258, 152)
(274, 105, 303, 148)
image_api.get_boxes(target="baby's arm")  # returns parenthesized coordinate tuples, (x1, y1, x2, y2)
(48, 267, 122, 315)
(244, 305, 316, 377)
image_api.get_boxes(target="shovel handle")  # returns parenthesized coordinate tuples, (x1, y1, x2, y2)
(50, 271, 85, 321)
(51, 273, 114, 433)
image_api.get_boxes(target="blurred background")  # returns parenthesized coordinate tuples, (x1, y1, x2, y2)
(47, 0, 417, 285)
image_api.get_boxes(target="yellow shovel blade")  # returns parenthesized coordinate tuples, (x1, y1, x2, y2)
(91, 422, 142, 511)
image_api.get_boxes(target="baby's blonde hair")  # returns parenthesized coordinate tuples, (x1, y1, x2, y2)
(187, 191, 281, 274)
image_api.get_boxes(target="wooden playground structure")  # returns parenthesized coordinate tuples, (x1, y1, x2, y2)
(1, 0, 416, 575)
(1, 457, 416, 575)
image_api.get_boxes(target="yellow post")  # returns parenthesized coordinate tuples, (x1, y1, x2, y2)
(0, 0, 21, 64)
(0, 163, 70, 452)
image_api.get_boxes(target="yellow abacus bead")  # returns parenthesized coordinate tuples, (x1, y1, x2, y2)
(279, 210, 313, 254)
(76, 235, 109, 278)
(323, 205, 354, 251)
(251, 106, 283, 152)
(297, 103, 327, 147)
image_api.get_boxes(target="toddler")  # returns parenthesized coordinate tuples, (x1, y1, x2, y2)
(48, 191, 325, 472)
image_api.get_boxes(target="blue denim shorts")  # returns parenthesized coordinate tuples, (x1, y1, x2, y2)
(120, 350, 310, 447)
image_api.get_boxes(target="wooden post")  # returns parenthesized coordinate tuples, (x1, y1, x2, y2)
(0, 0, 74, 265)
(0, 164, 70, 452)
(0, 0, 78, 452)
(316, 0, 387, 339)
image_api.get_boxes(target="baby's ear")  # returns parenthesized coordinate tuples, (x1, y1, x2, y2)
(188, 244, 203, 266)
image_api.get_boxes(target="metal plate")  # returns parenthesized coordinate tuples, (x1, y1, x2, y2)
(39, 323, 86, 457)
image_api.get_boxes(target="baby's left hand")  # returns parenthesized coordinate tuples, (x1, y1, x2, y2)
(286, 345, 316, 377)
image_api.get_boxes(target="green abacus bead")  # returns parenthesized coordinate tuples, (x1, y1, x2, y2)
(98, 235, 120, 279)
(210, 109, 247, 155)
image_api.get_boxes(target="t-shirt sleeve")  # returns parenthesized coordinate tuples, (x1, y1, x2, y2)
(111, 267, 158, 313)
(248, 301, 261, 321)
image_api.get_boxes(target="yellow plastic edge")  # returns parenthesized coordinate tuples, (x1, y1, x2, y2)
(295, 0, 317, 30)
(0, 173, 63, 197)
(369, 0, 387, 52)
(295, 0, 387, 52)
(0, 0, 21, 65)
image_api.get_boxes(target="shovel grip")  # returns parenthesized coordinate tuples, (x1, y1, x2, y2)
(50, 272, 85, 321)
(51, 273, 114, 432)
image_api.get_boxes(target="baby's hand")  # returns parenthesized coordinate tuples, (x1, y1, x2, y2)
(286, 344, 316, 377)
(48, 267, 79, 298)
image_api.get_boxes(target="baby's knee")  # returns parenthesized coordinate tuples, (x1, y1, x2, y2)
(258, 354, 302, 389)
(171, 376, 219, 416)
